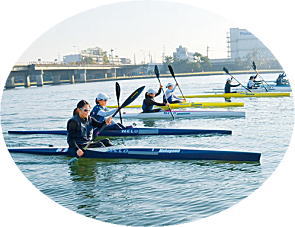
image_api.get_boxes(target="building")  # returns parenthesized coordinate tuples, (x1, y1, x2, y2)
(228, 28, 275, 60)
(120, 58, 131, 64)
(63, 54, 82, 63)
(173, 45, 194, 61)
(63, 47, 131, 65)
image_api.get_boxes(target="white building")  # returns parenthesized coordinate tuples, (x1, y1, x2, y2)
(228, 28, 275, 60)
(173, 45, 194, 61)
(63, 54, 82, 63)
(63, 47, 131, 65)
(81, 47, 104, 56)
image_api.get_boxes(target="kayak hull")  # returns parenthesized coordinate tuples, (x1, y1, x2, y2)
(8, 128, 232, 136)
(107, 102, 244, 109)
(183, 92, 291, 98)
(8, 147, 261, 162)
(213, 86, 292, 93)
(116, 111, 245, 119)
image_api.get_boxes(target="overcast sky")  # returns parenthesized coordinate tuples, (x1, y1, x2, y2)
(18, 0, 235, 64)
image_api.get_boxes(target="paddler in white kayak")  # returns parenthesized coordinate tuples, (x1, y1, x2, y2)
(67, 100, 113, 157)
(142, 86, 169, 113)
(163, 83, 185, 104)
(90, 92, 126, 130)
(247, 75, 262, 89)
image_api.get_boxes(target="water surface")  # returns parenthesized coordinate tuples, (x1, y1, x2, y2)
(1, 73, 294, 226)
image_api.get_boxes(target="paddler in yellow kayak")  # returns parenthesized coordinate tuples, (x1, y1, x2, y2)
(224, 78, 241, 93)
(224, 78, 241, 102)
(163, 83, 186, 104)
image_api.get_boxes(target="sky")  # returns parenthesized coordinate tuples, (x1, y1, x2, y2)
(18, 0, 234, 64)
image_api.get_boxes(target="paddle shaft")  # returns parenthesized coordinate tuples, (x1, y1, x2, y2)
(154, 66, 175, 120)
(223, 67, 253, 93)
(168, 65, 186, 100)
(252, 61, 271, 91)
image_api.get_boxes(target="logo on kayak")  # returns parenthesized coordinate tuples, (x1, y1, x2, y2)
(121, 129, 139, 134)
(56, 148, 68, 153)
(159, 149, 181, 153)
(176, 112, 190, 115)
(108, 149, 128, 153)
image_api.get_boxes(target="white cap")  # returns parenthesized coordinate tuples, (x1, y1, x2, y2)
(147, 88, 157, 94)
(96, 92, 109, 101)
(166, 83, 174, 87)
(227, 78, 231, 82)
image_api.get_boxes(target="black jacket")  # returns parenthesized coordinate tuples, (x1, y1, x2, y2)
(142, 88, 166, 112)
(67, 114, 104, 150)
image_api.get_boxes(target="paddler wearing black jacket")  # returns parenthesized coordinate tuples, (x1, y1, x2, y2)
(142, 86, 169, 113)
(224, 78, 241, 93)
(67, 100, 113, 157)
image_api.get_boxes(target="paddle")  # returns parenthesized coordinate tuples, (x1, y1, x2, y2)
(168, 65, 186, 101)
(68, 85, 145, 165)
(252, 61, 270, 91)
(223, 67, 253, 93)
(115, 82, 123, 124)
(154, 65, 174, 120)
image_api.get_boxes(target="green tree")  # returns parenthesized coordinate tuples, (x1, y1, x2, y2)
(164, 56, 174, 64)
(102, 51, 110, 64)
(81, 56, 94, 64)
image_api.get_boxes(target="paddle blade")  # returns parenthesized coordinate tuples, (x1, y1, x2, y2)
(115, 82, 123, 124)
(168, 65, 175, 77)
(223, 67, 230, 74)
(115, 82, 121, 100)
(252, 61, 257, 70)
(112, 86, 145, 117)
(154, 65, 160, 78)
(68, 157, 78, 165)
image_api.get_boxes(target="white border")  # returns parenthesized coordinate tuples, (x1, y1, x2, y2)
(0, 1, 294, 227)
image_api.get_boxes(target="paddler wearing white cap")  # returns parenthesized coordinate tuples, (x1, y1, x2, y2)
(163, 83, 185, 104)
(90, 92, 125, 130)
(142, 86, 169, 113)
(224, 78, 241, 93)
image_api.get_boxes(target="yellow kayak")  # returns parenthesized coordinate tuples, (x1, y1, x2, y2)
(182, 92, 291, 98)
(107, 102, 244, 109)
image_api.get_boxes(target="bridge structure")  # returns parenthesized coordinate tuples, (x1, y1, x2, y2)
(4, 63, 283, 89)
(5, 63, 151, 88)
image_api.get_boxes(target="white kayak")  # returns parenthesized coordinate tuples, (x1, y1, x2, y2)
(213, 85, 292, 93)
(116, 110, 245, 119)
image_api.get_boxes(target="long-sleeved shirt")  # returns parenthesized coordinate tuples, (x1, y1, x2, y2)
(247, 74, 262, 89)
(142, 88, 165, 112)
(247, 80, 256, 89)
(163, 87, 181, 103)
(90, 104, 116, 124)
(224, 82, 240, 93)
(67, 114, 105, 151)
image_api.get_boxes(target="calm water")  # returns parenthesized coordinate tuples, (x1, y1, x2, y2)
(1, 73, 294, 226)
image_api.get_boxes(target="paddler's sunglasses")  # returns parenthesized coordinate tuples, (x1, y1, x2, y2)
(80, 108, 91, 112)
